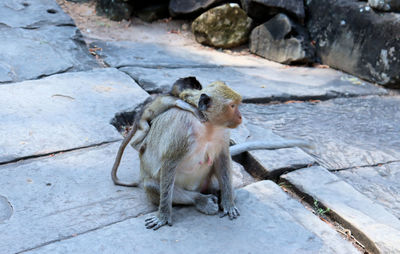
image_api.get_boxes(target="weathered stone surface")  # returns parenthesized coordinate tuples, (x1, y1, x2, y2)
(0, 0, 74, 28)
(250, 13, 314, 64)
(0, 142, 153, 254)
(336, 161, 400, 219)
(241, 0, 305, 23)
(191, 4, 253, 49)
(96, 0, 133, 21)
(119, 65, 387, 99)
(169, 0, 225, 18)
(282, 166, 400, 254)
(0, 196, 12, 223)
(232, 123, 316, 179)
(27, 181, 358, 254)
(232, 162, 255, 188)
(307, 0, 400, 88)
(241, 96, 400, 170)
(369, 0, 400, 12)
(0, 68, 149, 164)
(0, 25, 98, 83)
(90, 41, 215, 68)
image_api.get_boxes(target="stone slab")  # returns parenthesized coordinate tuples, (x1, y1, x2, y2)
(26, 181, 358, 254)
(282, 166, 400, 254)
(0, 25, 98, 83)
(0, 142, 154, 254)
(0, 0, 74, 28)
(231, 122, 316, 179)
(336, 161, 400, 220)
(0, 68, 149, 164)
(241, 96, 400, 170)
(120, 66, 387, 100)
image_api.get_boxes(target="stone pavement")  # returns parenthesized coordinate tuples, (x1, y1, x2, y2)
(1, 1, 399, 253)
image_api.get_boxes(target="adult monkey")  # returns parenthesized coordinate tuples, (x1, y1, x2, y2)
(141, 81, 241, 230)
(141, 81, 311, 230)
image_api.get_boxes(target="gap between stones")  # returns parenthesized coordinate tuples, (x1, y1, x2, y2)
(0, 140, 120, 166)
(278, 177, 374, 254)
(17, 212, 147, 254)
(331, 159, 400, 172)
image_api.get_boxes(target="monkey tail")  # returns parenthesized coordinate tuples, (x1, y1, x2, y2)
(229, 140, 314, 156)
(111, 125, 139, 187)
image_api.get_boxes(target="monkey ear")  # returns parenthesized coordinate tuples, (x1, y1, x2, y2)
(198, 93, 211, 111)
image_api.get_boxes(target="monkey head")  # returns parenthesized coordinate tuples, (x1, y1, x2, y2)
(198, 81, 242, 129)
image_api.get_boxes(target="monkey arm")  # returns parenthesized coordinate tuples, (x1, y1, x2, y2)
(213, 149, 240, 220)
(229, 140, 313, 156)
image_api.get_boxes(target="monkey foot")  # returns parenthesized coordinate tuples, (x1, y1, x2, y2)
(145, 215, 172, 230)
(220, 205, 240, 220)
(195, 194, 219, 215)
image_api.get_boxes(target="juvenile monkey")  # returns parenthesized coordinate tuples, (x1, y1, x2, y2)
(111, 77, 204, 187)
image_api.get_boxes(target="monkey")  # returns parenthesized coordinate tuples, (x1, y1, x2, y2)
(139, 81, 245, 230)
(141, 81, 314, 230)
(111, 77, 205, 187)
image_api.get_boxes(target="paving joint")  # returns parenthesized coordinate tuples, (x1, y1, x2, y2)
(0, 140, 120, 166)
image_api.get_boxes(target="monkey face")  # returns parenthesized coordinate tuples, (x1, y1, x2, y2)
(226, 101, 242, 128)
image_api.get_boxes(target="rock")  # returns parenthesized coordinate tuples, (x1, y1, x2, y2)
(0, 25, 98, 83)
(135, 3, 169, 22)
(0, 142, 154, 254)
(0, 196, 12, 223)
(368, 0, 400, 12)
(169, 0, 226, 18)
(240, 0, 305, 23)
(66, 0, 90, 2)
(307, 0, 400, 88)
(25, 181, 358, 253)
(336, 161, 400, 219)
(231, 162, 255, 188)
(282, 166, 400, 254)
(96, 0, 133, 21)
(191, 4, 253, 49)
(119, 66, 386, 99)
(249, 13, 315, 64)
(0, 68, 149, 164)
(241, 96, 400, 170)
(0, 0, 74, 28)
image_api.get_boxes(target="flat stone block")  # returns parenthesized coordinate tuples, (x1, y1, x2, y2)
(0, 142, 154, 254)
(0, 0, 74, 28)
(282, 166, 400, 254)
(0, 25, 98, 83)
(120, 66, 386, 100)
(242, 96, 400, 170)
(27, 181, 358, 254)
(0, 68, 149, 163)
(336, 161, 400, 220)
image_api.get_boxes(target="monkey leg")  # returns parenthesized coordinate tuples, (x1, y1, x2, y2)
(143, 179, 218, 216)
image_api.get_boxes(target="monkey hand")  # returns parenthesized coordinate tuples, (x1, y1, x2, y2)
(145, 213, 172, 230)
(220, 202, 240, 220)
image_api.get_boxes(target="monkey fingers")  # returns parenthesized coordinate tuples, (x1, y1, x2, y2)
(145, 215, 172, 230)
(220, 206, 240, 220)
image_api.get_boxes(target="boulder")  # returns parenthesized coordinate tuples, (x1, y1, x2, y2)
(368, 0, 400, 12)
(307, 0, 400, 88)
(240, 0, 305, 23)
(249, 13, 314, 64)
(134, 3, 169, 22)
(169, 0, 226, 18)
(192, 4, 253, 48)
(96, 0, 133, 21)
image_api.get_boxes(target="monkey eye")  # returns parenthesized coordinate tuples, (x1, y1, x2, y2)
(230, 104, 236, 108)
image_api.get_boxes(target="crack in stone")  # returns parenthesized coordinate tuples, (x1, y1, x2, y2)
(330, 159, 400, 172)
(16, 212, 150, 253)
(0, 140, 121, 166)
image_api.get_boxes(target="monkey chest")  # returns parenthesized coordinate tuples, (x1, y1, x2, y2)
(175, 140, 224, 191)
